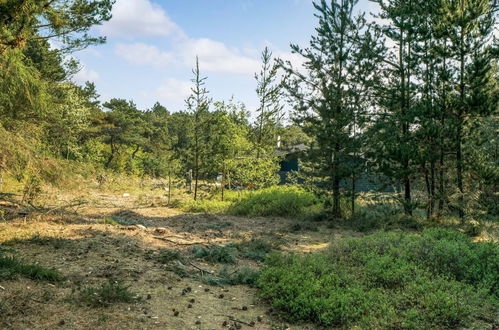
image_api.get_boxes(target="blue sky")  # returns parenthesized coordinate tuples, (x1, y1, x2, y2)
(72, 0, 377, 113)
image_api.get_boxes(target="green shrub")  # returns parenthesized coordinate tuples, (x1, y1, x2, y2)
(78, 280, 140, 307)
(230, 238, 278, 261)
(257, 229, 498, 328)
(346, 208, 422, 232)
(181, 199, 231, 214)
(146, 249, 183, 264)
(190, 245, 237, 264)
(0, 255, 61, 281)
(200, 267, 260, 287)
(229, 186, 318, 217)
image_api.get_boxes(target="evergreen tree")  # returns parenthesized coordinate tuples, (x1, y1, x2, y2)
(280, 0, 370, 218)
(254, 47, 283, 157)
(186, 57, 211, 200)
(0, 0, 113, 55)
(440, 0, 497, 219)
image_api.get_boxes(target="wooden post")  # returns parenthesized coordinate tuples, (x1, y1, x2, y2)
(221, 162, 225, 202)
(168, 171, 172, 205)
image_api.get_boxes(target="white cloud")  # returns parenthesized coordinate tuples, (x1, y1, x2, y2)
(73, 65, 100, 84)
(181, 38, 260, 75)
(99, 0, 185, 39)
(115, 42, 177, 68)
(115, 38, 261, 75)
(275, 49, 306, 71)
(142, 78, 191, 110)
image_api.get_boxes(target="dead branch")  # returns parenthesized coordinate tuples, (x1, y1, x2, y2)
(153, 236, 208, 246)
(44, 201, 88, 214)
(188, 262, 214, 274)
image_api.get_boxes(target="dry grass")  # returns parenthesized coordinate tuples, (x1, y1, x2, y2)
(0, 184, 340, 330)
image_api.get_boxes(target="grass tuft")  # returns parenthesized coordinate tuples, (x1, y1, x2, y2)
(190, 245, 238, 264)
(230, 238, 278, 261)
(0, 255, 61, 282)
(200, 267, 260, 287)
(77, 280, 140, 307)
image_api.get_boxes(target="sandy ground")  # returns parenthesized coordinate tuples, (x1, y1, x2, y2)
(0, 191, 355, 330)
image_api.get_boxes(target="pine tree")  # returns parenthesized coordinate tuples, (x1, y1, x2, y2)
(440, 0, 497, 219)
(186, 57, 211, 200)
(280, 0, 370, 218)
(370, 0, 422, 215)
(254, 47, 283, 158)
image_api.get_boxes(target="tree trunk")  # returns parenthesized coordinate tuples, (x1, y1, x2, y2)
(457, 23, 466, 220)
(168, 172, 172, 205)
(351, 172, 356, 217)
(221, 163, 225, 202)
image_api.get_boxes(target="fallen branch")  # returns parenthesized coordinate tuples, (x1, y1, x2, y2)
(188, 262, 214, 274)
(153, 236, 208, 246)
(44, 201, 88, 214)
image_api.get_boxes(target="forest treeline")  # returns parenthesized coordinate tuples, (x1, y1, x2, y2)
(0, 0, 497, 220)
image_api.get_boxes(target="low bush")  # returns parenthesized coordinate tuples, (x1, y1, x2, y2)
(146, 249, 183, 264)
(345, 207, 422, 232)
(77, 280, 140, 307)
(229, 186, 319, 217)
(0, 255, 61, 282)
(258, 228, 498, 328)
(200, 267, 260, 287)
(181, 199, 231, 214)
(190, 245, 238, 264)
(230, 238, 278, 261)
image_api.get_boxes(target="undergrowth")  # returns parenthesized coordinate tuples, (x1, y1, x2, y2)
(190, 245, 238, 264)
(181, 199, 231, 214)
(229, 186, 319, 217)
(258, 228, 498, 328)
(0, 254, 61, 282)
(199, 267, 260, 287)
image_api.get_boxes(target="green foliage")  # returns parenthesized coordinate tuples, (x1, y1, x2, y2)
(0, 0, 113, 55)
(0, 255, 61, 281)
(258, 229, 498, 328)
(181, 199, 231, 214)
(229, 186, 318, 217)
(190, 245, 238, 264)
(230, 238, 278, 261)
(146, 249, 183, 264)
(347, 209, 422, 232)
(200, 267, 260, 287)
(77, 280, 140, 308)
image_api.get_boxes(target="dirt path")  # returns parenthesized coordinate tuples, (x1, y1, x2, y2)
(0, 192, 353, 329)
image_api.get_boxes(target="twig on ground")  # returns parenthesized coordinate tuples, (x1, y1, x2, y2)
(188, 261, 214, 274)
(153, 236, 209, 246)
(44, 201, 88, 214)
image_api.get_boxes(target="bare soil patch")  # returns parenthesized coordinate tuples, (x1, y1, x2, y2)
(0, 192, 348, 329)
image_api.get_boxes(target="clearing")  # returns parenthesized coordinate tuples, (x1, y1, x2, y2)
(0, 189, 352, 329)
